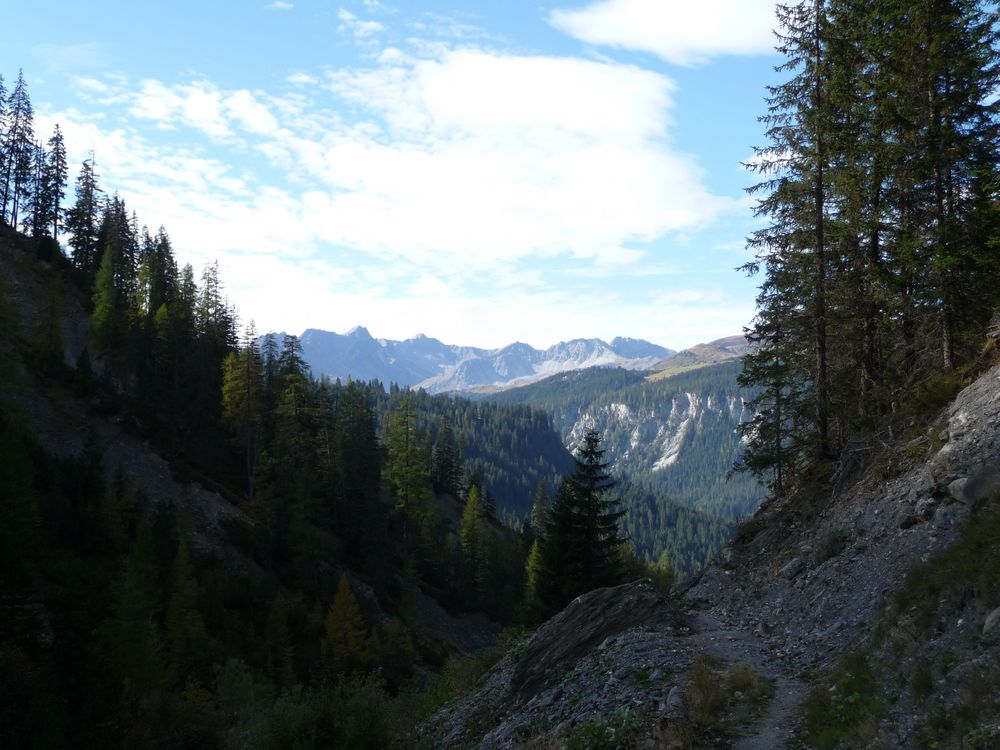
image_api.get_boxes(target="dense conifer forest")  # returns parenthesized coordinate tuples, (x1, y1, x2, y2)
(0, 66, 660, 746)
(1, 0, 998, 743)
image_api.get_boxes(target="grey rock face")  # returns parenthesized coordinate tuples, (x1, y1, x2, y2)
(984, 606, 1000, 636)
(511, 580, 685, 700)
(779, 557, 804, 580)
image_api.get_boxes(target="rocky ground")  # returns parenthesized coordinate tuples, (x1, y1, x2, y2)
(420, 360, 1000, 748)
(420, 580, 806, 749)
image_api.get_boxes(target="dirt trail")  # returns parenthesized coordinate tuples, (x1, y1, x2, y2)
(690, 611, 808, 750)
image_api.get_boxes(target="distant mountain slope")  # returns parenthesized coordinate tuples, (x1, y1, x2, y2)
(296, 327, 487, 386)
(284, 327, 673, 393)
(648, 334, 749, 380)
(489, 360, 763, 518)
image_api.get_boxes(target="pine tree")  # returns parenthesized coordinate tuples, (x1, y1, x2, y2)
(386, 393, 432, 556)
(221, 326, 263, 503)
(529, 479, 548, 538)
(738, 0, 999, 496)
(332, 380, 382, 564)
(106, 523, 166, 703)
(430, 414, 461, 496)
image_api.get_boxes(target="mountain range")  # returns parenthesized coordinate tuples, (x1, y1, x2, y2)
(282, 327, 675, 393)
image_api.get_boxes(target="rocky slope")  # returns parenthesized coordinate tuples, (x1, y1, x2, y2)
(419, 358, 1000, 748)
(0, 234, 498, 665)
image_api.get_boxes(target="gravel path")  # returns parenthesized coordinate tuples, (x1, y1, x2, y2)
(690, 612, 807, 750)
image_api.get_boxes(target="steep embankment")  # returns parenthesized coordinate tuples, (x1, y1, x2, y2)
(0, 231, 248, 558)
(420, 359, 1000, 748)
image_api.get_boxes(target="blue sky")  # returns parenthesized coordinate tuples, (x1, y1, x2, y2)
(6, 0, 783, 350)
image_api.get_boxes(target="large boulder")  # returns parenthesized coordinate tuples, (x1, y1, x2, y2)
(510, 579, 685, 700)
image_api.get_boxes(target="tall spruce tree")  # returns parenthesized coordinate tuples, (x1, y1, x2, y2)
(45, 124, 67, 238)
(538, 430, 625, 610)
(1, 71, 34, 229)
(739, 0, 999, 496)
(65, 155, 103, 279)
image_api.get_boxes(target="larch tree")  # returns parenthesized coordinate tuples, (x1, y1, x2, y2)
(459, 484, 492, 606)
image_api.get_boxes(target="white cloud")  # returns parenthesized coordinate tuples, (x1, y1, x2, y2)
(550, 0, 778, 66)
(224, 90, 280, 135)
(287, 71, 317, 85)
(43, 41, 748, 346)
(337, 8, 387, 38)
(311, 49, 733, 268)
(130, 79, 232, 138)
(266, 1, 294, 10)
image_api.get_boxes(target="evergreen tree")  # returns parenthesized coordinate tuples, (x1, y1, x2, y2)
(1, 71, 34, 229)
(523, 538, 543, 607)
(385, 393, 432, 556)
(739, 0, 999, 495)
(222, 325, 264, 503)
(332, 380, 383, 565)
(321, 574, 373, 675)
(65, 155, 103, 279)
(430, 414, 461, 496)
(459, 484, 492, 606)
(91, 240, 121, 349)
(538, 430, 626, 611)
(106, 522, 166, 704)
(44, 124, 67, 238)
(529, 479, 548, 538)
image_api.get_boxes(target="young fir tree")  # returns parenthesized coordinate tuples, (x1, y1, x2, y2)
(538, 430, 626, 611)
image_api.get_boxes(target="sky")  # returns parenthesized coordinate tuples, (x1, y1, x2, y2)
(5, 0, 784, 350)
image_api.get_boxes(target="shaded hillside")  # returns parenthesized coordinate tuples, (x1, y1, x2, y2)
(371, 386, 576, 523)
(0, 223, 533, 750)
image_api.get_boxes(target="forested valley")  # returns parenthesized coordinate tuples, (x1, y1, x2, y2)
(0, 67, 678, 748)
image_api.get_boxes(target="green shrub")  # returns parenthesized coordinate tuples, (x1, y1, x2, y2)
(802, 652, 884, 750)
